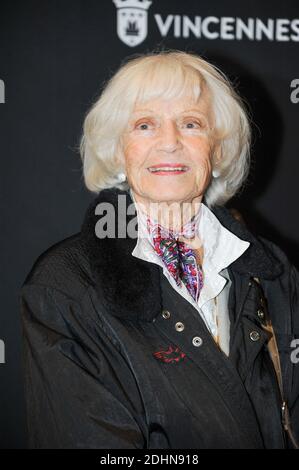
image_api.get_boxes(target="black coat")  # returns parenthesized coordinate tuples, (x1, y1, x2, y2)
(20, 188, 299, 449)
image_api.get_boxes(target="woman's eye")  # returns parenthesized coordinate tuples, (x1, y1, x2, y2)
(135, 121, 154, 130)
(184, 120, 201, 129)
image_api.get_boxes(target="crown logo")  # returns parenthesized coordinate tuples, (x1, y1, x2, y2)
(113, 0, 152, 47)
(113, 0, 152, 10)
(126, 21, 139, 36)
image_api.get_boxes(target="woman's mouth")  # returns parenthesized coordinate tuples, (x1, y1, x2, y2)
(147, 165, 190, 175)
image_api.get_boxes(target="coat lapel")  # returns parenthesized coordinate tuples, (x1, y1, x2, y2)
(80, 188, 284, 323)
(80, 188, 162, 322)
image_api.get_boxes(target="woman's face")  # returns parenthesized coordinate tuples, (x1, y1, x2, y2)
(121, 91, 216, 206)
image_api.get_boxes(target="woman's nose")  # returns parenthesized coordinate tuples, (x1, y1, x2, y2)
(157, 121, 182, 152)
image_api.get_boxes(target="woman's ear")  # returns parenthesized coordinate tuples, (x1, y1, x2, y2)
(212, 144, 222, 166)
(211, 144, 222, 178)
(115, 139, 125, 167)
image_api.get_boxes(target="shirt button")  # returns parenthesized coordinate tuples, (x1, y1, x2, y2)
(175, 322, 185, 332)
(249, 330, 261, 342)
(192, 336, 203, 347)
(161, 310, 171, 319)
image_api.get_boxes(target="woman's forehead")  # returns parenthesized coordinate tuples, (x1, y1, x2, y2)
(131, 93, 212, 117)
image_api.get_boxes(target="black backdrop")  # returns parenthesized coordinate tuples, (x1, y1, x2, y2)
(0, 0, 298, 449)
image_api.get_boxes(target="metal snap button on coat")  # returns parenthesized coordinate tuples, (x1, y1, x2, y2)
(175, 322, 185, 332)
(162, 310, 171, 319)
(257, 309, 265, 320)
(192, 336, 203, 347)
(249, 330, 261, 342)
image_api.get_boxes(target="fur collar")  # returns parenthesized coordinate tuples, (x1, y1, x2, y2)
(80, 188, 283, 322)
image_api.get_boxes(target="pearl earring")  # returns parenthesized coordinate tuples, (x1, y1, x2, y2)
(118, 172, 126, 182)
(212, 169, 220, 178)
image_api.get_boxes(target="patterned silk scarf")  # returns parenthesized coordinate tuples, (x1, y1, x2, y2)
(146, 216, 204, 302)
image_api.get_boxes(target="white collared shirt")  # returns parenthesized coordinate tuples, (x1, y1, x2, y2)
(129, 189, 250, 355)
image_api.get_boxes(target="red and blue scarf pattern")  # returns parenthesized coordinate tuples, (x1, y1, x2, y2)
(146, 217, 204, 302)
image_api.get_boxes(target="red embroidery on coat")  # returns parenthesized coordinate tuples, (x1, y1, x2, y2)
(153, 345, 186, 363)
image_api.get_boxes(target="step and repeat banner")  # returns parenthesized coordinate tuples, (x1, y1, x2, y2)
(0, 0, 298, 448)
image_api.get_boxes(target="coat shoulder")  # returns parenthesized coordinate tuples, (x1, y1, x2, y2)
(21, 233, 94, 301)
(258, 235, 297, 272)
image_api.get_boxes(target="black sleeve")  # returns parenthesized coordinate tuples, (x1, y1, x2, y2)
(269, 241, 299, 447)
(290, 263, 299, 333)
(19, 284, 145, 449)
(289, 264, 299, 445)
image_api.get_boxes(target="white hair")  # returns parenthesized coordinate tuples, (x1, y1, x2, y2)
(80, 49, 252, 207)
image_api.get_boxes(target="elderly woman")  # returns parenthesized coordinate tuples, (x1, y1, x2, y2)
(20, 50, 299, 449)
